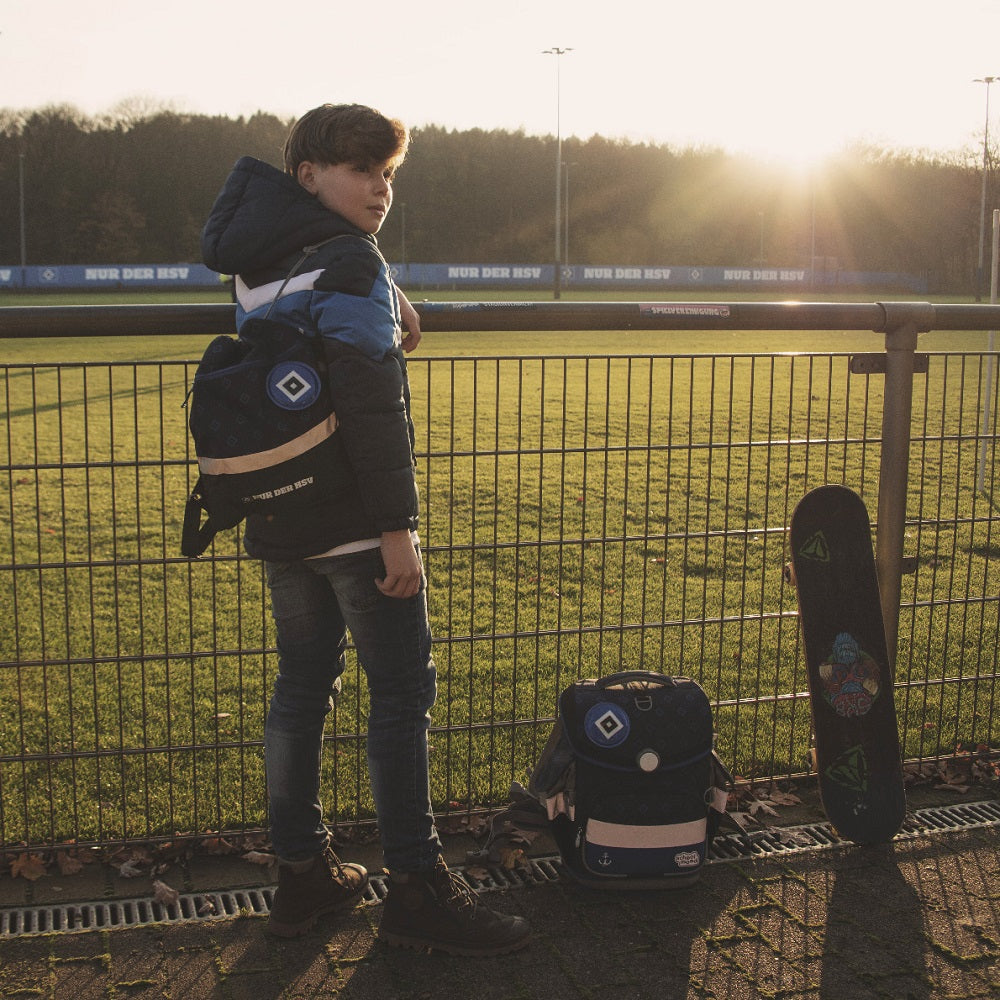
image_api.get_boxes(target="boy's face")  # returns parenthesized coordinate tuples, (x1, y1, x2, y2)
(297, 159, 395, 234)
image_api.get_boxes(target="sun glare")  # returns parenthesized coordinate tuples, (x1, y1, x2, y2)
(723, 113, 850, 174)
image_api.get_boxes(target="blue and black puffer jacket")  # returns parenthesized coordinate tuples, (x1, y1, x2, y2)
(200, 156, 418, 561)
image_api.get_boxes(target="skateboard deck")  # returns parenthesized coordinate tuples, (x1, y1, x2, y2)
(788, 485, 906, 844)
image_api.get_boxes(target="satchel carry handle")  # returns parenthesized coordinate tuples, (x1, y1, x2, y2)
(595, 671, 692, 690)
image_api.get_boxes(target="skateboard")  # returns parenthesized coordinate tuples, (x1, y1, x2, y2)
(788, 485, 906, 844)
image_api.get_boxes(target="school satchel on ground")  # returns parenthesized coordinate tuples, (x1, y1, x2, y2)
(529, 670, 732, 889)
(181, 317, 339, 557)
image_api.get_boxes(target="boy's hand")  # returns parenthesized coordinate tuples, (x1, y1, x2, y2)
(396, 286, 422, 353)
(376, 529, 423, 599)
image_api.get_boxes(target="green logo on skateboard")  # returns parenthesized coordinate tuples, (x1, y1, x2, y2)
(825, 744, 870, 795)
(797, 530, 830, 562)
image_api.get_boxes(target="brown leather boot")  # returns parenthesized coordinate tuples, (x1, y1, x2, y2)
(267, 848, 368, 937)
(378, 859, 530, 956)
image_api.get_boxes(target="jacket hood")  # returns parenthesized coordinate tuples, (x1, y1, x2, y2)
(200, 156, 372, 275)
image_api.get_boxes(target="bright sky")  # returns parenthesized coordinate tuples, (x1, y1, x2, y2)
(3, 0, 1000, 166)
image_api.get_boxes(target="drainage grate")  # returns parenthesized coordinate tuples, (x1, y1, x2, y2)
(709, 796, 1000, 861)
(0, 887, 286, 937)
(2, 798, 997, 938)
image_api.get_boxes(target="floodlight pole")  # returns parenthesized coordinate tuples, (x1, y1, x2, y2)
(564, 161, 571, 266)
(975, 76, 998, 302)
(544, 47, 572, 299)
(19, 153, 27, 288)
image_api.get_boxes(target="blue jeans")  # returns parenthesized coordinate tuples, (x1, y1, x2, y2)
(263, 546, 441, 873)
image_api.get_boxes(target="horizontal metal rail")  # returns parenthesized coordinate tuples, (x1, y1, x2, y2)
(3, 299, 1000, 337)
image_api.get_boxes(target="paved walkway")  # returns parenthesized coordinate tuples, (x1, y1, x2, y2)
(1, 796, 998, 999)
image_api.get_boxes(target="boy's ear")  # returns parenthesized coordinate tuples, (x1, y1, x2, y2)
(297, 161, 319, 194)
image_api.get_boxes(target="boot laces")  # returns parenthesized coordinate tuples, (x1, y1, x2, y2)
(435, 866, 478, 912)
(324, 849, 354, 881)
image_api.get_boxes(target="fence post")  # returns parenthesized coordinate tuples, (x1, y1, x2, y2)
(977, 208, 999, 494)
(875, 303, 932, 672)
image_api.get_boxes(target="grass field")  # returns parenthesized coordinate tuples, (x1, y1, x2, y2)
(1, 289, 997, 849)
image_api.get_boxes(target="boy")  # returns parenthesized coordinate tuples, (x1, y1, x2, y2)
(201, 104, 530, 956)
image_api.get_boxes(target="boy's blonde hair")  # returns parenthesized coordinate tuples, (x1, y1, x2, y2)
(283, 104, 409, 175)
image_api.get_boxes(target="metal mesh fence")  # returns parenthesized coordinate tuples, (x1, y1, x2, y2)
(1, 349, 997, 851)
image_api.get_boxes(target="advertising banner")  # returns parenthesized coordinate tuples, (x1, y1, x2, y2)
(1, 262, 926, 294)
(1, 264, 221, 290)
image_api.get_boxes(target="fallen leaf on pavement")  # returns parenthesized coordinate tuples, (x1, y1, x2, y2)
(152, 880, 180, 906)
(766, 790, 802, 807)
(242, 851, 272, 866)
(118, 859, 145, 878)
(11, 854, 47, 881)
(55, 852, 84, 876)
(499, 846, 526, 870)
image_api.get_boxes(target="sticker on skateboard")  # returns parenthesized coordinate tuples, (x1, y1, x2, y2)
(818, 632, 881, 718)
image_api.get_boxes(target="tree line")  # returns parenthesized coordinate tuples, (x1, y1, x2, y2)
(0, 104, 993, 293)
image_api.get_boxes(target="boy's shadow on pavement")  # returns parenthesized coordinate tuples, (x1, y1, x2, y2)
(820, 846, 928, 999)
(227, 863, 745, 1000)
(339, 865, 744, 1000)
